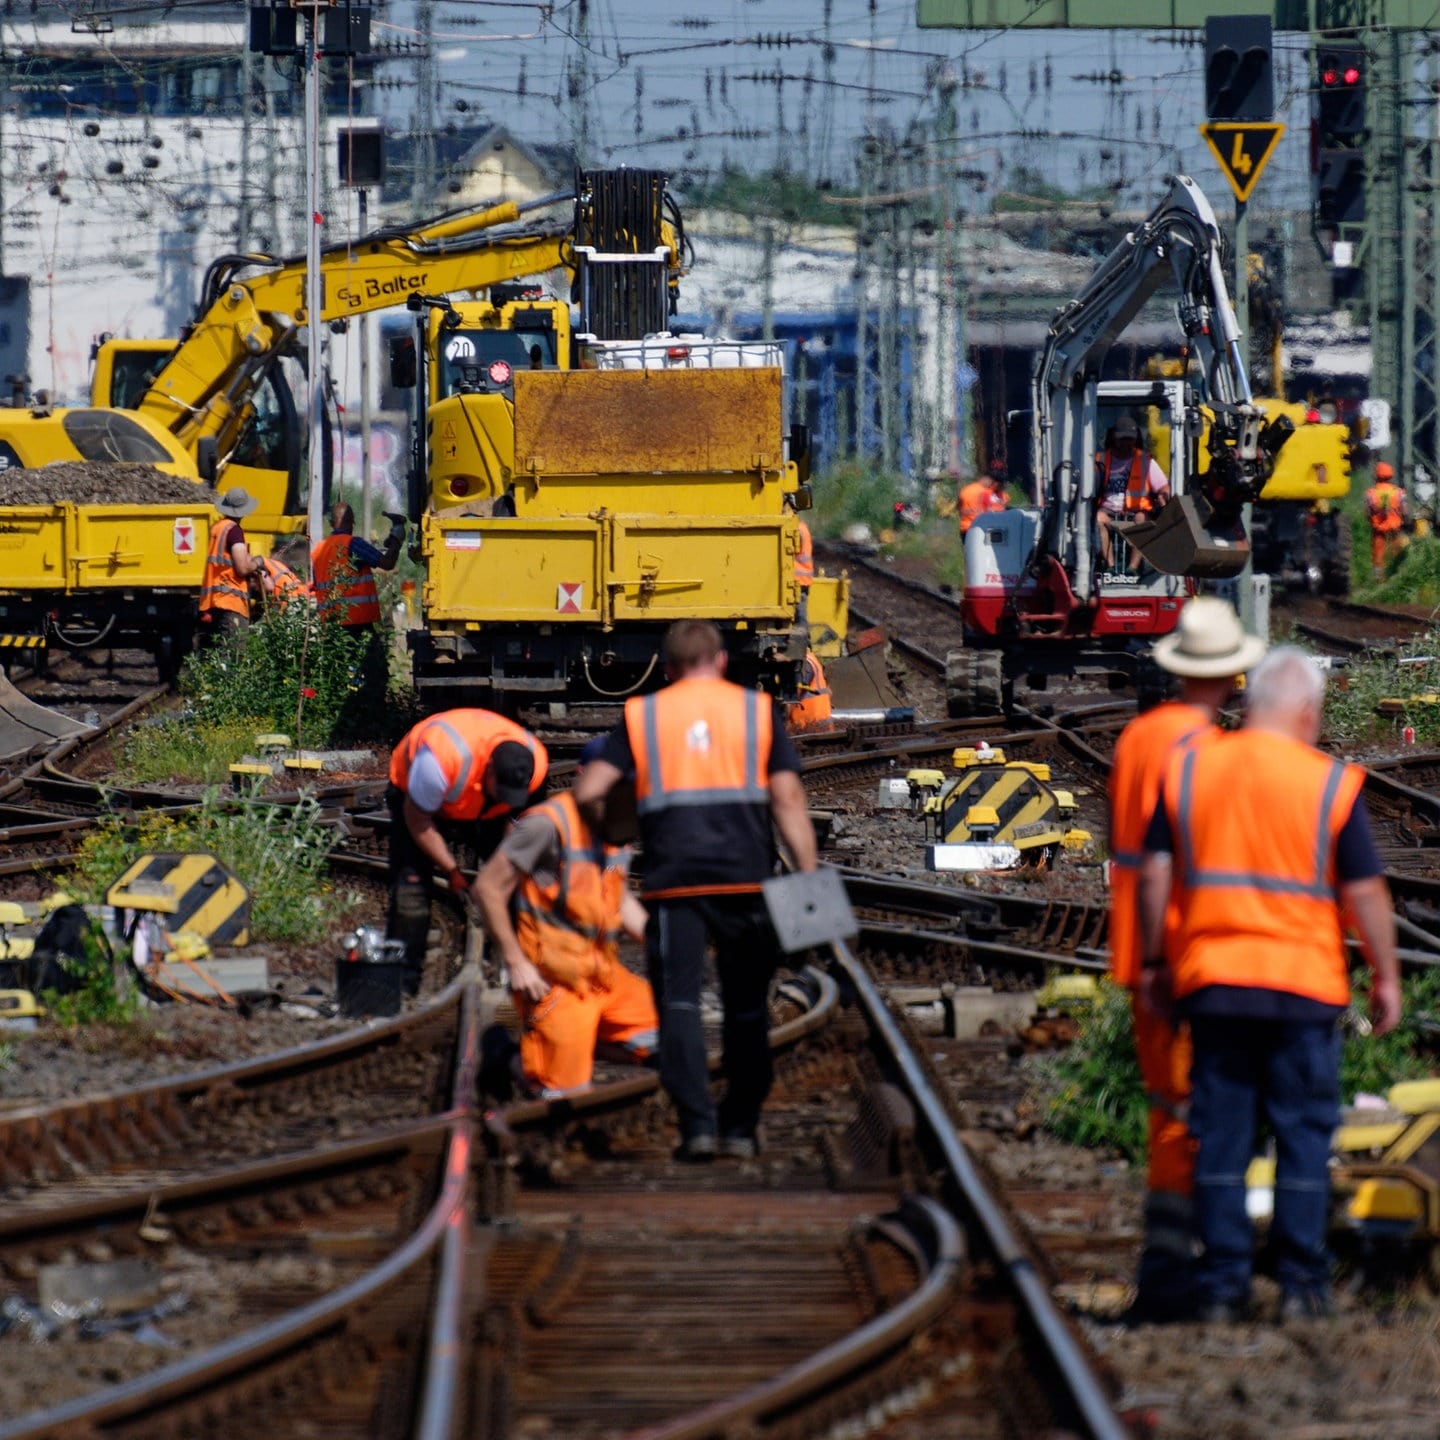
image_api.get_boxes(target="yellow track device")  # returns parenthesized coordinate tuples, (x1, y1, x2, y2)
(107, 853, 250, 946)
(927, 763, 1067, 857)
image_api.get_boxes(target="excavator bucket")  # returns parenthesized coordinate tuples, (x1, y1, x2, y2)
(1120, 494, 1250, 580)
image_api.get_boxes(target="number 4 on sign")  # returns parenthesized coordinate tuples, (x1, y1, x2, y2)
(1198, 121, 1285, 204)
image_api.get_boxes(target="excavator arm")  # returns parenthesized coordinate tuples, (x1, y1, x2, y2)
(1030, 174, 1290, 583)
(122, 174, 686, 469)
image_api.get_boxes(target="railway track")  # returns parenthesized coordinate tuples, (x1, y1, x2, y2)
(0, 946, 1136, 1439)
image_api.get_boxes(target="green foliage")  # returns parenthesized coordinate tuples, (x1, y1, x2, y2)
(1324, 622, 1440, 747)
(120, 718, 269, 786)
(69, 790, 339, 943)
(810, 460, 906, 537)
(1366, 534, 1440, 607)
(42, 923, 139, 1027)
(1029, 978, 1148, 1164)
(880, 514, 967, 592)
(684, 165, 857, 226)
(1341, 968, 1440, 1102)
(1032, 971, 1440, 1163)
(182, 603, 366, 749)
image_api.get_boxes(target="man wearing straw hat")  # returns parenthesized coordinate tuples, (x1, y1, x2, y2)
(1108, 596, 1265, 1323)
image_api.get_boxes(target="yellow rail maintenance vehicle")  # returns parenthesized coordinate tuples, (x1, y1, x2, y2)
(395, 169, 835, 712)
(0, 187, 591, 670)
(0, 406, 217, 673)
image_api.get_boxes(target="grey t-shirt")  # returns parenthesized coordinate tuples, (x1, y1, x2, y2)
(406, 745, 450, 814)
(500, 809, 630, 893)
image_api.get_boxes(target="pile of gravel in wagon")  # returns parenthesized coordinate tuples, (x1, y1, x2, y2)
(0, 464, 218, 506)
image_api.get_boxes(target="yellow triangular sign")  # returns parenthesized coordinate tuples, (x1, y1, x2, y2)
(1198, 122, 1286, 203)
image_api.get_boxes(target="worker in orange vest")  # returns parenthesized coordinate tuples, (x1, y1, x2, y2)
(958, 462, 1008, 536)
(312, 502, 403, 629)
(1108, 597, 1265, 1324)
(255, 554, 311, 613)
(314, 501, 404, 706)
(574, 620, 818, 1161)
(786, 650, 832, 730)
(1096, 415, 1170, 573)
(199, 488, 262, 647)
(1365, 462, 1406, 580)
(1139, 647, 1401, 1322)
(387, 709, 549, 995)
(476, 735, 658, 1097)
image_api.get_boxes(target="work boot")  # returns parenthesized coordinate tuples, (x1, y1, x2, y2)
(718, 1133, 758, 1159)
(673, 1133, 717, 1163)
(1277, 1290, 1331, 1323)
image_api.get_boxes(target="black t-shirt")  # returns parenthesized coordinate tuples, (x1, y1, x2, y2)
(600, 698, 802, 897)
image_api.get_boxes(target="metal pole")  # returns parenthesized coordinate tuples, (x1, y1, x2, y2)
(305, 4, 326, 552)
(358, 186, 373, 538)
(1234, 196, 1255, 634)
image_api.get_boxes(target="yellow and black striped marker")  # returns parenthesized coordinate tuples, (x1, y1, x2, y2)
(107, 852, 250, 946)
(0, 635, 44, 649)
(930, 764, 1066, 853)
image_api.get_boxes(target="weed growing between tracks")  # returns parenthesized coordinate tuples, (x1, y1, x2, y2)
(1032, 972, 1440, 1162)
(121, 718, 271, 786)
(1324, 621, 1440, 746)
(69, 790, 340, 943)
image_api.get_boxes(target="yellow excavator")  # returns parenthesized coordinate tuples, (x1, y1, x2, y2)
(1144, 251, 1354, 595)
(0, 175, 681, 668)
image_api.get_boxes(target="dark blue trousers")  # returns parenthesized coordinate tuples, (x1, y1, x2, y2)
(645, 895, 779, 1144)
(1188, 1013, 1341, 1309)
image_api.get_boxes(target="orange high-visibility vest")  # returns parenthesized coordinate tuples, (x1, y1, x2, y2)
(513, 791, 628, 993)
(262, 558, 310, 609)
(788, 650, 833, 730)
(958, 480, 1007, 534)
(1162, 729, 1363, 1008)
(1106, 701, 1214, 988)
(199, 518, 250, 618)
(1098, 449, 1154, 512)
(312, 533, 381, 626)
(389, 710, 549, 822)
(625, 675, 774, 897)
(1366, 481, 1403, 534)
(794, 519, 814, 588)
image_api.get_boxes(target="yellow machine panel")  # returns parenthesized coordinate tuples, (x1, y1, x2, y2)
(423, 518, 603, 623)
(513, 368, 784, 477)
(807, 573, 851, 658)
(608, 517, 795, 619)
(0, 504, 213, 593)
(107, 851, 251, 946)
(429, 393, 516, 506)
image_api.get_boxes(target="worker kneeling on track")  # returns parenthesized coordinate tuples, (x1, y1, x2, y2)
(386, 709, 549, 996)
(477, 736, 658, 1097)
(1108, 596, 1265, 1324)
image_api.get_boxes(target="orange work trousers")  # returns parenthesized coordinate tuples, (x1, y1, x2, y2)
(1131, 994, 1195, 1196)
(1372, 531, 1401, 572)
(518, 963, 658, 1094)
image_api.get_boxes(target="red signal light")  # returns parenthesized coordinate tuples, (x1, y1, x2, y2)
(1343, 65, 1361, 85)
(487, 359, 513, 386)
(1305, 407, 1321, 424)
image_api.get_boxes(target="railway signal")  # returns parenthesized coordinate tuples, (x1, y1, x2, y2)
(1204, 14, 1274, 122)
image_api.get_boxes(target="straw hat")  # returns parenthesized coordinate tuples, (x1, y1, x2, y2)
(1152, 596, 1267, 678)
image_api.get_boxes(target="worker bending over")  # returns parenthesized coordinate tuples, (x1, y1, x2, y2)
(1107, 597, 1264, 1324)
(575, 620, 818, 1161)
(1096, 415, 1170, 574)
(477, 736, 657, 1096)
(958, 462, 1008, 536)
(386, 709, 548, 995)
(1138, 647, 1401, 1323)
(1365, 462, 1406, 581)
(200, 488, 262, 645)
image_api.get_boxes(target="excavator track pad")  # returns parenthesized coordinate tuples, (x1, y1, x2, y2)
(1119, 494, 1250, 579)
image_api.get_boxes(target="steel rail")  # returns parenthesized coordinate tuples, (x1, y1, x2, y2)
(0, 979, 484, 1440)
(624, 1197, 965, 1440)
(827, 937, 1132, 1440)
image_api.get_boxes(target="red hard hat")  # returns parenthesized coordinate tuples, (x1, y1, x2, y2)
(1375, 462, 1395, 480)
